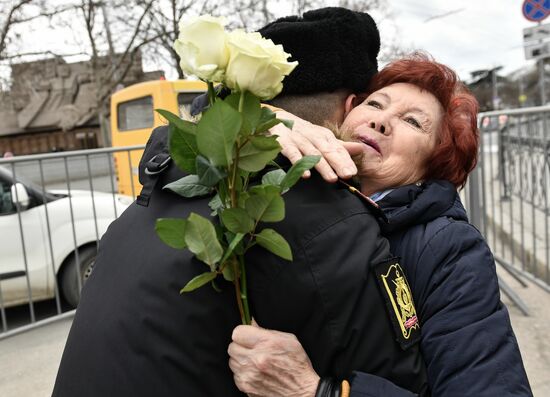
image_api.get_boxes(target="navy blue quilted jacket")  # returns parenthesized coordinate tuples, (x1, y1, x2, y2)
(350, 180, 532, 397)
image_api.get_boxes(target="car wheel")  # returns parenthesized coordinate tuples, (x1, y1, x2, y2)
(60, 245, 97, 308)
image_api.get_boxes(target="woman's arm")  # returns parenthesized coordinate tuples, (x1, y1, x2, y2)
(271, 110, 363, 182)
(409, 221, 532, 396)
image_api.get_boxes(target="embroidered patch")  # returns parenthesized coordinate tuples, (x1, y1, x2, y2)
(375, 259, 421, 350)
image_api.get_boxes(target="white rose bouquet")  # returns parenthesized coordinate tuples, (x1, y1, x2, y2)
(155, 15, 320, 325)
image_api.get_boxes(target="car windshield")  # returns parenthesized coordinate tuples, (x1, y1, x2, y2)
(0, 165, 53, 197)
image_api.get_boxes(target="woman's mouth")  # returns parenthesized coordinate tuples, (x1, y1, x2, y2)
(357, 135, 381, 154)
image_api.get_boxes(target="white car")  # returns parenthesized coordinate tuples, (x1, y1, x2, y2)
(0, 166, 132, 308)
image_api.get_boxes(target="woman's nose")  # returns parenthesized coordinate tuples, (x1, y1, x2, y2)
(369, 121, 387, 135)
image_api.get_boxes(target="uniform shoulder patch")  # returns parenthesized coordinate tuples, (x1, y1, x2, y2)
(375, 259, 421, 350)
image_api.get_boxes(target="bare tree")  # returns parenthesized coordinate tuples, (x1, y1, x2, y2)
(68, 0, 159, 144)
(0, 0, 35, 59)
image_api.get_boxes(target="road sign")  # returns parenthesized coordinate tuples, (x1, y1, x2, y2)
(522, 0, 550, 22)
(523, 22, 550, 42)
(524, 40, 550, 59)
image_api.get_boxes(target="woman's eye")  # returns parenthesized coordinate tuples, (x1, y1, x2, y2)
(405, 117, 422, 129)
(366, 100, 382, 109)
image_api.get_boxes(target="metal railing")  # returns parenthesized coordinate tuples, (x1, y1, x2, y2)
(0, 145, 144, 339)
(466, 105, 550, 301)
(4, 106, 550, 337)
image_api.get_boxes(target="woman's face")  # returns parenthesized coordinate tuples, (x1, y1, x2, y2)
(341, 82, 443, 194)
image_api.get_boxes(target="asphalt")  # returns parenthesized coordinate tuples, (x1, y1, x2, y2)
(0, 265, 548, 397)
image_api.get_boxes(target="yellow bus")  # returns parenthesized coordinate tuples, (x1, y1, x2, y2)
(111, 79, 206, 196)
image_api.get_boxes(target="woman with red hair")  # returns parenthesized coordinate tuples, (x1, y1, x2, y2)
(228, 54, 532, 396)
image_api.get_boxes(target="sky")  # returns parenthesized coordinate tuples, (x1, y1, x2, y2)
(3, 0, 543, 83)
(384, 0, 539, 79)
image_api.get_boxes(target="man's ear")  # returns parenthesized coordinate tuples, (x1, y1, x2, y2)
(344, 94, 361, 118)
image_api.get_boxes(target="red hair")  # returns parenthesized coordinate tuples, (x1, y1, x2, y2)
(366, 53, 479, 188)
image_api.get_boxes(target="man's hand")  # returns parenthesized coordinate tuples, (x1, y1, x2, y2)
(271, 110, 363, 182)
(228, 324, 320, 397)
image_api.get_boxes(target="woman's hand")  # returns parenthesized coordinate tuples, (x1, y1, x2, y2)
(228, 323, 320, 397)
(272, 110, 363, 182)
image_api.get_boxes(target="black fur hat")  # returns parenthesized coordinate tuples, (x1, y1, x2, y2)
(259, 7, 380, 96)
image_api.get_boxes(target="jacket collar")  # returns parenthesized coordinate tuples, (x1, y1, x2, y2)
(376, 180, 465, 234)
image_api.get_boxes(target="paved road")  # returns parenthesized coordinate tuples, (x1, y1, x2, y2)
(0, 265, 549, 396)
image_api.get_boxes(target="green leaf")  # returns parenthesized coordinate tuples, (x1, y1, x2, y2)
(222, 264, 235, 281)
(242, 93, 262, 126)
(197, 100, 242, 166)
(196, 155, 226, 187)
(221, 208, 254, 234)
(208, 194, 223, 216)
(251, 135, 281, 150)
(169, 124, 199, 174)
(155, 218, 187, 249)
(220, 232, 245, 265)
(256, 228, 293, 261)
(225, 92, 262, 133)
(258, 106, 276, 123)
(185, 213, 223, 269)
(163, 175, 212, 198)
(262, 169, 286, 187)
(156, 109, 197, 134)
(180, 271, 217, 293)
(238, 140, 280, 172)
(211, 280, 222, 293)
(280, 118, 294, 130)
(281, 155, 321, 191)
(256, 118, 282, 134)
(245, 187, 285, 222)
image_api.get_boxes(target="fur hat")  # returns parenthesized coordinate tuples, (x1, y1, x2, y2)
(259, 7, 380, 96)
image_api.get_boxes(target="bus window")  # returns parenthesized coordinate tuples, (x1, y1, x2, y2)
(117, 96, 154, 131)
(178, 92, 202, 119)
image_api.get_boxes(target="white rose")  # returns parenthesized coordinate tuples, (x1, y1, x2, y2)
(225, 30, 298, 100)
(173, 15, 229, 82)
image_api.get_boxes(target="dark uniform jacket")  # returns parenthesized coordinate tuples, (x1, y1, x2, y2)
(52, 126, 428, 396)
(350, 180, 532, 396)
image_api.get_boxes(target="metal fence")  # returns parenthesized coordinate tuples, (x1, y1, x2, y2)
(3, 107, 550, 337)
(0, 145, 144, 339)
(465, 105, 550, 301)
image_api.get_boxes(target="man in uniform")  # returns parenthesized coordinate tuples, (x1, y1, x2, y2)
(52, 8, 428, 397)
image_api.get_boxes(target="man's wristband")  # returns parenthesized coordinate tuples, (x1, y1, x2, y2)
(315, 378, 350, 397)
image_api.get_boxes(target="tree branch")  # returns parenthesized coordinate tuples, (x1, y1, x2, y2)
(0, 0, 33, 57)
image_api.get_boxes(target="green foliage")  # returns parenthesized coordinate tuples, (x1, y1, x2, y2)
(281, 155, 321, 191)
(220, 232, 245, 266)
(185, 213, 223, 269)
(256, 228, 292, 261)
(222, 264, 235, 281)
(181, 272, 218, 293)
(169, 124, 199, 174)
(163, 175, 212, 198)
(225, 92, 261, 135)
(159, 88, 308, 325)
(280, 118, 294, 130)
(262, 169, 286, 187)
(156, 109, 197, 134)
(245, 185, 285, 222)
(196, 155, 226, 187)
(221, 208, 254, 233)
(155, 218, 187, 249)
(238, 137, 281, 172)
(208, 194, 223, 216)
(197, 100, 242, 166)
(255, 107, 278, 133)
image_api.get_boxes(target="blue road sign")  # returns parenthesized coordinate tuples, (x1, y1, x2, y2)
(523, 0, 550, 22)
